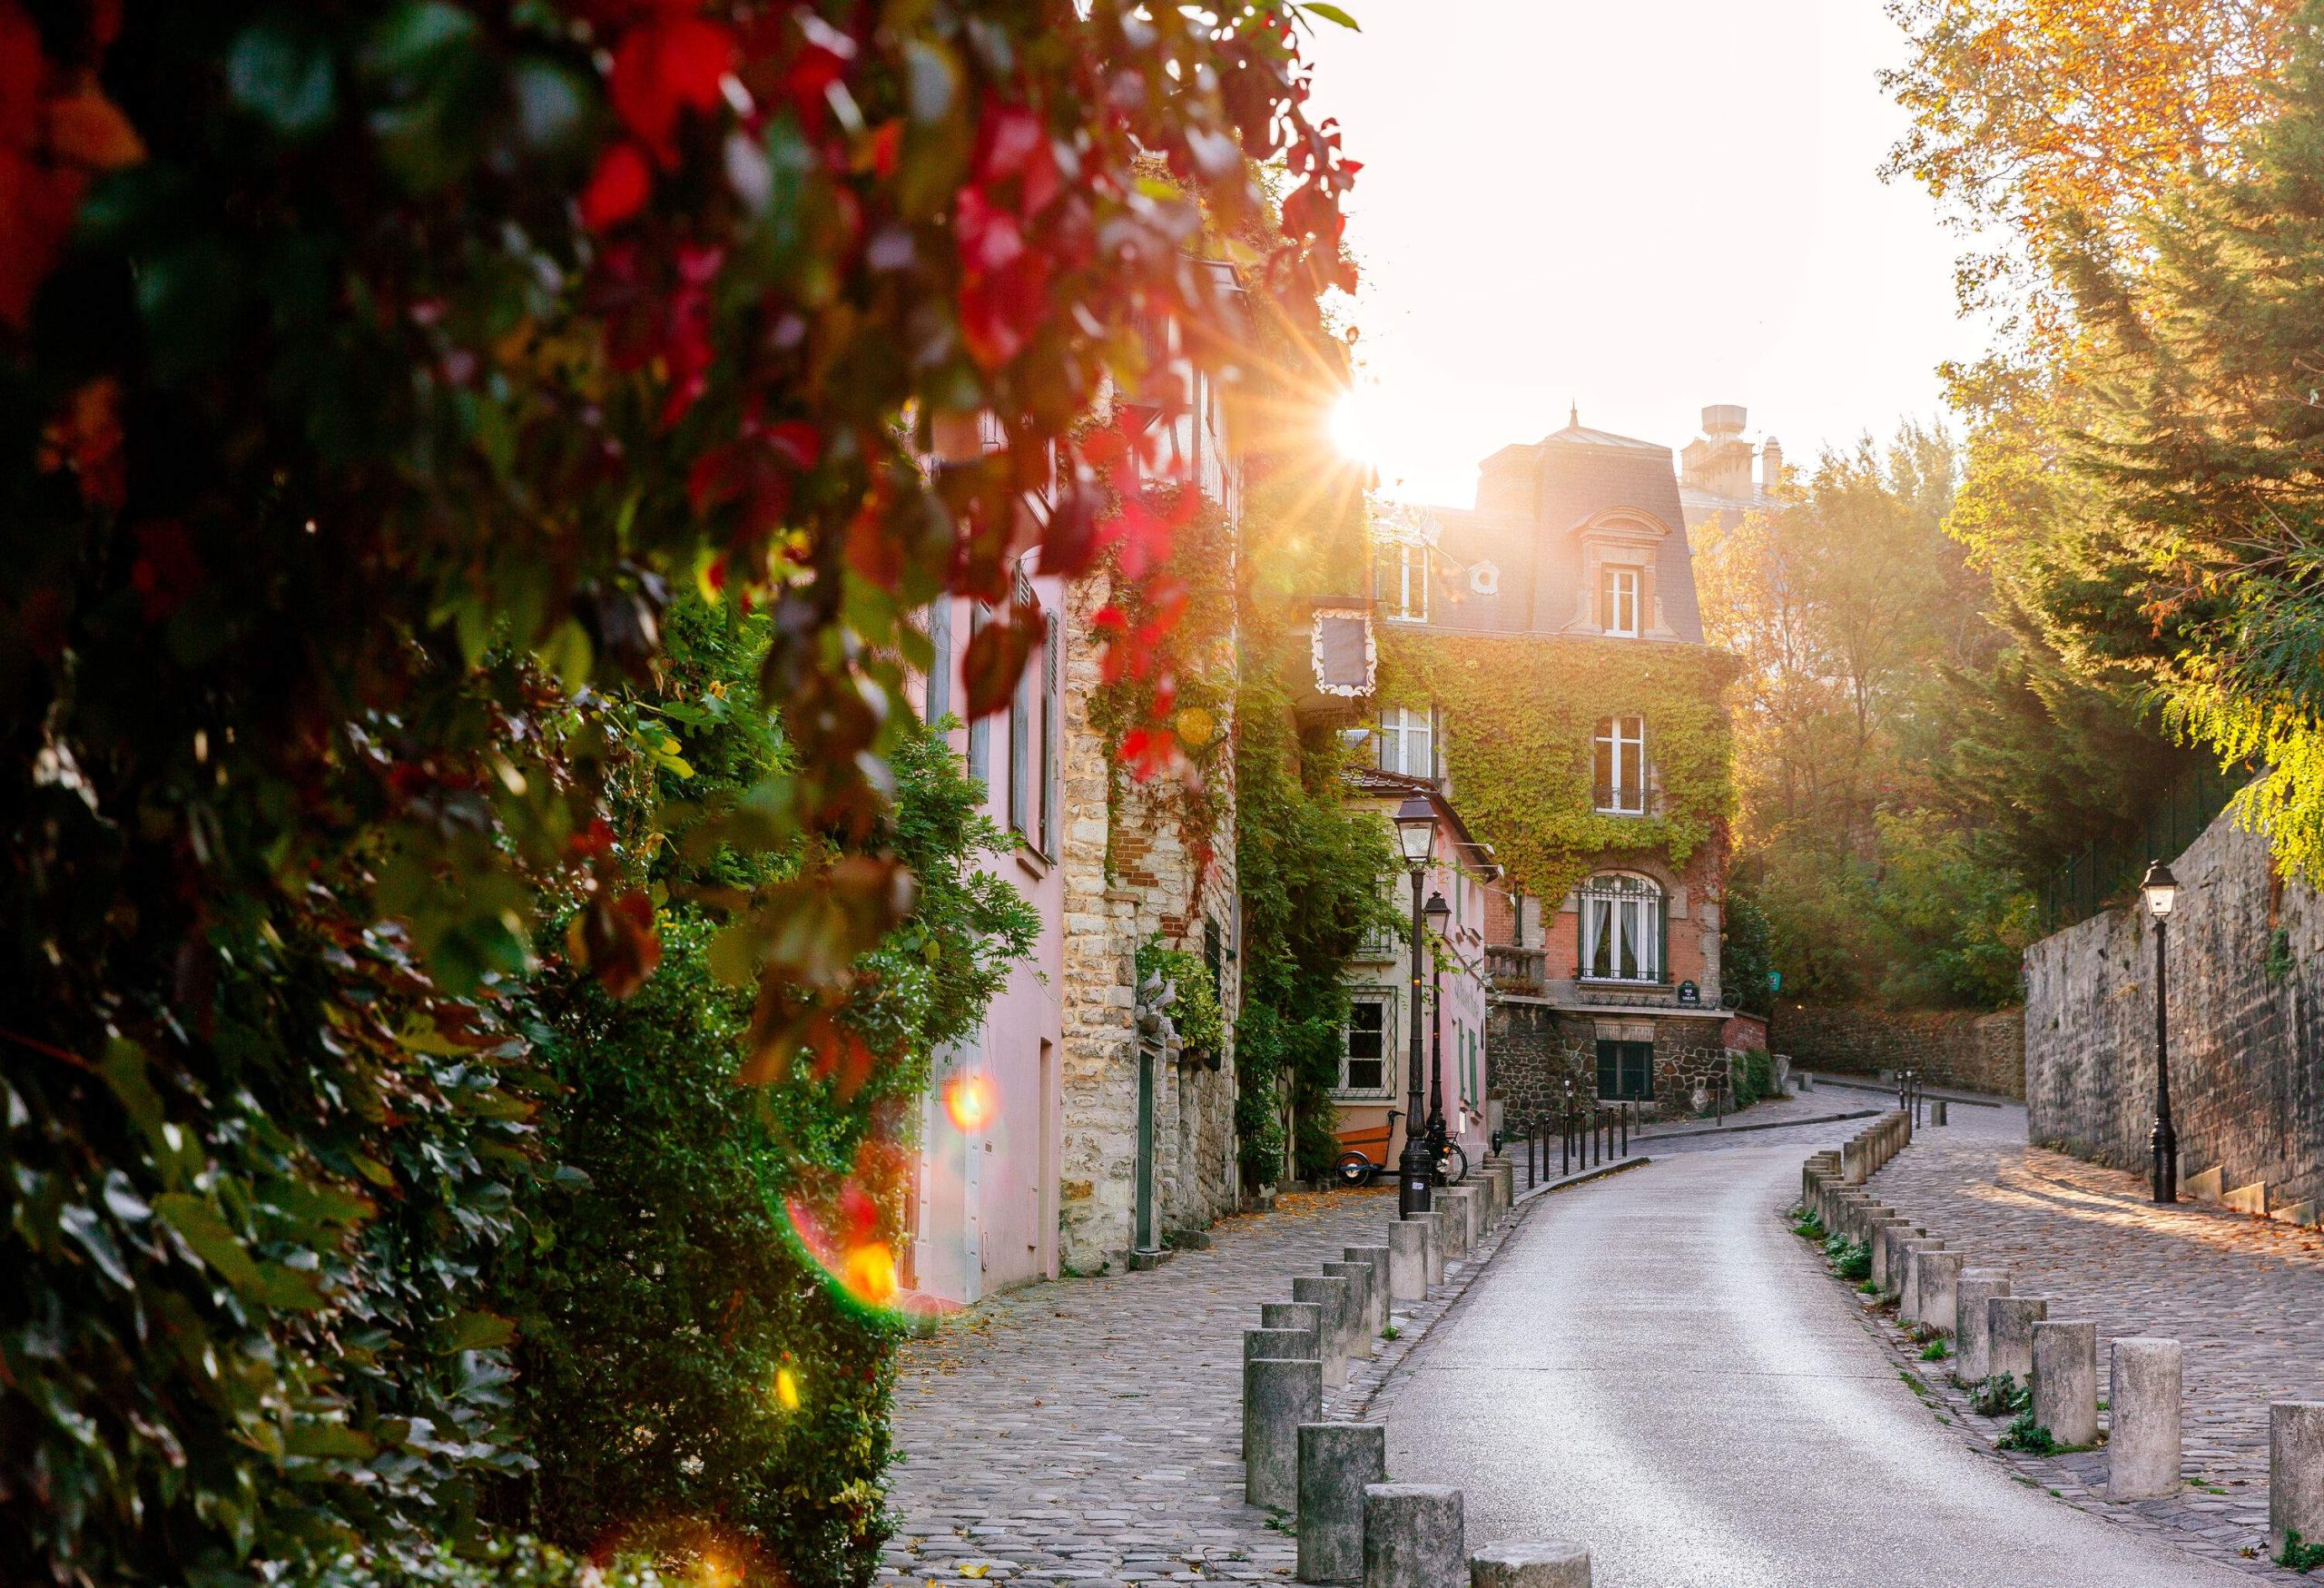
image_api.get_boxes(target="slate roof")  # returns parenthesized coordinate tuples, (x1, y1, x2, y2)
(1400, 421, 1709, 645)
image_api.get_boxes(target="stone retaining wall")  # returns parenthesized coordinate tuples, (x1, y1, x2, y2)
(1769, 1004, 2025, 1100)
(2024, 800, 2324, 1211)
(1488, 1001, 1734, 1121)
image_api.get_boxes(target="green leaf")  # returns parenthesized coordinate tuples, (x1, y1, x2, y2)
(706, 922, 763, 987)
(228, 24, 338, 137)
(153, 1193, 263, 1292)
(436, 1309, 517, 1354)
(284, 1422, 379, 1459)
(58, 1205, 134, 1290)
(1303, 2, 1362, 28)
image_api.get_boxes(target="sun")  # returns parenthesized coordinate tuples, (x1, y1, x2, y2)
(1328, 386, 1382, 464)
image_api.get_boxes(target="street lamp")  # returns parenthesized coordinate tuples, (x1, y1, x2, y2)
(1423, 889, 1452, 1166)
(2142, 858, 2180, 1205)
(1393, 795, 1438, 1217)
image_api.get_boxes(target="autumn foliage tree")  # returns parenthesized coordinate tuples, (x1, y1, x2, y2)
(0, 1, 1355, 1583)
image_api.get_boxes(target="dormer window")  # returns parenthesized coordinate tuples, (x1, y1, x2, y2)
(1380, 542, 1430, 623)
(1602, 566, 1640, 637)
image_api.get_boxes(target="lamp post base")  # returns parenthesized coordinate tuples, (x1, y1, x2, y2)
(2151, 1127, 2179, 1206)
(1397, 1143, 1434, 1218)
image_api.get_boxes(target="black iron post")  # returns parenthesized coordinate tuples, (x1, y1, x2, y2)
(1620, 1104, 1629, 1158)
(1397, 864, 1433, 1218)
(1426, 958, 1445, 1175)
(2152, 913, 2178, 1204)
(1561, 1083, 1572, 1177)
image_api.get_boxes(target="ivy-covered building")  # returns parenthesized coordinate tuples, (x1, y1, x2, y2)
(1369, 407, 1753, 1120)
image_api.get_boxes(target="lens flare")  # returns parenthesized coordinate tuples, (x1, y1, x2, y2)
(1328, 387, 1379, 464)
(842, 1241, 900, 1307)
(943, 1072, 996, 1133)
(773, 1366, 801, 1411)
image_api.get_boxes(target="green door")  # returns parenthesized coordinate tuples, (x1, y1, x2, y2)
(1594, 1040, 1654, 1102)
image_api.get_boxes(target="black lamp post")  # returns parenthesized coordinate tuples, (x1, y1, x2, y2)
(2142, 858, 2180, 1204)
(1392, 795, 1439, 1217)
(1423, 889, 1452, 1162)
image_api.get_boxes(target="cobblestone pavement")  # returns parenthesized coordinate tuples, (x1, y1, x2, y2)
(1847, 1102, 2324, 1578)
(880, 1185, 1530, 1588)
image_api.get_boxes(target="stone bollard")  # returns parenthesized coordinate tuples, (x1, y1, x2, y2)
(1469, 1539, 1590, 1588)
(2031, 1319, 2098, 1446)
(1898, 1239, 1945, 1325)
(1868, 1220, 1915, 1291)
(1243, 1356, 1322, 1508)
(2272, 1402, 2324, 1559)
(1423, 1210, 1448, 1287)
(1346, 1246, 1394, 1336)
(1842, 1139, 1867, 1185)
(1298, 1422, 1387, 1582)
(1444, 1186, 1481, 1253)
(1246, 1327, 1311, 1363)
(2108, 1338, 2182, 1500)
(1495, 1158, 1515, 1211)
(1325, 1262, 1378, 1359)
(1363, 1484, 1465, 1588)
(1955, 1270, 2011, 1383)
(1262, 1302, 1324, 1366)
(1390, 1219, 1429, 1303)
(1920, 1250, 1964, 1336)
(1987, 1296, 2049, 1386)
(1295, 1275, 1356, 1388)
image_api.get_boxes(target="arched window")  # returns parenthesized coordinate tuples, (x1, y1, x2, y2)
(1579, 873, 1663, 984)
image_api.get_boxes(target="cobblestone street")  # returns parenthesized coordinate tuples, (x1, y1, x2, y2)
(881, 1186, 1528, 1588)
(1856, 1101, 2324, 1577)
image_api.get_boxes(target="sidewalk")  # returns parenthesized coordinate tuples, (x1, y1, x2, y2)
(880, 1185, 1529, 1588)
(1857, 1105, 2324, 1578)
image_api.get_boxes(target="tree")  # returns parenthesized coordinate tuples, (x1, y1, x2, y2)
(0, 2, 1355, 1583)
(1882, 0, 2299, 336)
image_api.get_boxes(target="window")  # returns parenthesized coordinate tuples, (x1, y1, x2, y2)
(1376, 704, 1434, 780)
(1579, 873, 1663, 983)
(1593, 715, 1647, 814)
(967, 607, 990, 784)
(1379, 541, 1430, 623)
(1596, 1039, 1654, 1101)
(928, 597, 953, 725)
(1341, 996, 1391, 1095)
(1038, 599, 1058, 854)
(1009, 571, 1035, 840)
(1602, 565, 1640, 636)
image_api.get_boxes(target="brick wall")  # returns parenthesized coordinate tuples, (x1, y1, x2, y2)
(2024, 803, 2324, 1209)
(1769, 1004, 2025, 1100)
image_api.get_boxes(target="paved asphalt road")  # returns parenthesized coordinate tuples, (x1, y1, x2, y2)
(1382, 1131, 2254, 1588)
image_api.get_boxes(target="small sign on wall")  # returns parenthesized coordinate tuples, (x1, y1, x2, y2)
(1677, 981, 1700, 1007)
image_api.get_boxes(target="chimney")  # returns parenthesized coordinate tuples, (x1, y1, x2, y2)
(1760, 436, 1784, 495)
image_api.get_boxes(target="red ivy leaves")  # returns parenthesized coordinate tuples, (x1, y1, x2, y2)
(0, 0, 142, 330)
(581, 3, 736, 232)
(960, 605, 1045, 719)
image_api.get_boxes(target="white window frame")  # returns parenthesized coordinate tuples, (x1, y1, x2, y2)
(1579, 873, 1663, 984)
(1384, 541, 1429, 624)
(1603, 565, 1640, 637)
(1376, 704, 1434, 781)
(1338, 992, 1394, 1097)
(1593, 715, 1647, 814)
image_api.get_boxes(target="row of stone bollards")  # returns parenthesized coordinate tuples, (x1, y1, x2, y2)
(1803, 1126, 2324, 1562)
(1243, 1156, 1591, 1588)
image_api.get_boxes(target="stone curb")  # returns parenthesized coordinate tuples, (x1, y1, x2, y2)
(1633, 1108, 1880, 1145)
(1510, 1153, 1652, 1208)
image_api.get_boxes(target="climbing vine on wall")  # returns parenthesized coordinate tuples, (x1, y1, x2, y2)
(1086, 488, 1239, 874)
(1378, 631, 1735, 905)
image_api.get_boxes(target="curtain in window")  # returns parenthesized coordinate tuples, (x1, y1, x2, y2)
(1589, 898, 1614, 977)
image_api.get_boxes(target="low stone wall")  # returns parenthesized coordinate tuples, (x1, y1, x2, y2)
(1769, 1004, 2025, 1100)
(2024, 802, 2324, 1212)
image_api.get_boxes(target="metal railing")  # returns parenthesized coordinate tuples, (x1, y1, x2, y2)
(2038, 758, 2250, 932)
(1505, 1106, 1631, 1188)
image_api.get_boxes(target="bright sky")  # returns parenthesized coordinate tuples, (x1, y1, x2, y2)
(1301, 0, 2001, 506)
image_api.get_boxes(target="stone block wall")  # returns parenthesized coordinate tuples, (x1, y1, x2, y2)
(1056, 572, 1243, 1274)
(1769, 1004, 2025, 1099)
(1487, 1001, 1736, 1122)
(2024, 802, 2324, 1209)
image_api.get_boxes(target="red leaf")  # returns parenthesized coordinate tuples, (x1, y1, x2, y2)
(580, 141, 652, 230)
(960, 607, 1042, 719)
(610, 14, 734, 166)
